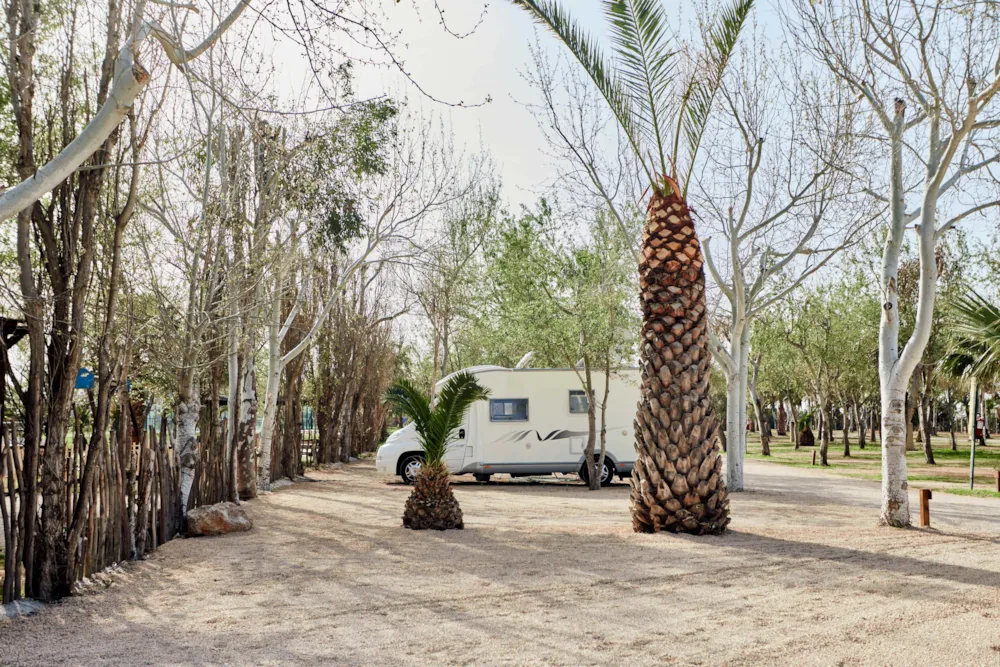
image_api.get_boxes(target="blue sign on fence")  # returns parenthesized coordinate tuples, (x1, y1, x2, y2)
(75, 367, 95, 390)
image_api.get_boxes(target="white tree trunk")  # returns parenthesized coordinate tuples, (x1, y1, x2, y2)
(725, 381, 742, 485)
(880, 384, 909, 525)
(235, 352, 257, 496)
(877, 103, 941, 527)
(177, 385, 200, 518)
(257, 295, 284, 493)
(0, 50, 149, 223)
(226, 307, 240, 502)
(725, 324, 750, 491)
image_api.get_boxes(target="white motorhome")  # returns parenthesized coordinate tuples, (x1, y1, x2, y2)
(375, 365, 640, 485)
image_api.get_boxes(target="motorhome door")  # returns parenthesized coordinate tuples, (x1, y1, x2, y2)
(445, 411, 472, 471)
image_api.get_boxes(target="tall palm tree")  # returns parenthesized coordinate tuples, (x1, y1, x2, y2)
(511, 0, 754, 533)
(384, 372, 491, 530)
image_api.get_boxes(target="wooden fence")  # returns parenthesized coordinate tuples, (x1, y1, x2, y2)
(0, 414, 233, 604)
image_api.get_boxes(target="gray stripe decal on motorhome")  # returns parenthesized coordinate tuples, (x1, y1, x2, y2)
(504, 429, 591, 444)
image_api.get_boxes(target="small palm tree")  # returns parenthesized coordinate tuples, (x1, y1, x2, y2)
(942, 290, 1000, 381)
(511, 0, 754, 533)
(941, 291, 1000, 444)
(384, 372, 490, 530)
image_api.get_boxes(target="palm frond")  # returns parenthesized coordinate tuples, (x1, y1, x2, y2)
(940, 348, 975, 378)
(945, 290, 1000, 381)
(603, 0, 676, 176)
(384, 379, 433, 445)
(426, 372, 492, 463)
(673, 0, 754, 193)
(512, 0, 652, 182)
(385, 373, 490, 466)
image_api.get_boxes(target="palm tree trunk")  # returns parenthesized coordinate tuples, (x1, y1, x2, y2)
(403, 462, 463, 530)
(631, 185, 728, 535)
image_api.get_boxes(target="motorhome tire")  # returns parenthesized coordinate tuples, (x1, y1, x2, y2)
(473, 473, 491, 483)
(580, 459, 615, 487)
(399, 454, 424, 484)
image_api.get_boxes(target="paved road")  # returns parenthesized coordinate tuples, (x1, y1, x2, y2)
(741, 459, 1000, 534)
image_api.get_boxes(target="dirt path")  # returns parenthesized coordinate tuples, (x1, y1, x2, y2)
(2, 460, 999, 666)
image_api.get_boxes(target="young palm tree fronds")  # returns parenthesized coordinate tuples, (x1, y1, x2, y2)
(942, 290, 1000, 383)
(511, 0, 754, 533)
(384, 372, 490, 530)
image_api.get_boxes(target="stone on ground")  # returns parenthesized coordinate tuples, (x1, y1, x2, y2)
(186, 502, 253, 537)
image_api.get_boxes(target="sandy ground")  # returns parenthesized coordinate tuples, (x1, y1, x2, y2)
(2, 460, 1000, 667)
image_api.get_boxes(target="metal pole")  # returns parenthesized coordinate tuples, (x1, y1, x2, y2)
(970, 384, 978, 490)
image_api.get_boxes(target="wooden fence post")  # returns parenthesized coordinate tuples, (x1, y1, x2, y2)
(919, 489, 932, 528)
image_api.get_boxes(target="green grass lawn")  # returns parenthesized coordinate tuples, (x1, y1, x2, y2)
(745, 430, 1000, 499)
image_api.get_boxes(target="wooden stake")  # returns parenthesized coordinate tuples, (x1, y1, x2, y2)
(994, 470, 999, 493)
(919, 488, 932, 528)
(812, 451, 817, 466)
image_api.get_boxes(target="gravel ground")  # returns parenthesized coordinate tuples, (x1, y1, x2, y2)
(2, 459, 999, 666)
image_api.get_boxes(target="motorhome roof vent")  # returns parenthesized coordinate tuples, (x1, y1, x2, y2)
(514, 351, 535, 369)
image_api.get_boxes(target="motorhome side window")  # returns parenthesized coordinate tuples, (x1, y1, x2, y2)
(490, 399, 528, 422)
(569, 390, 589, 414)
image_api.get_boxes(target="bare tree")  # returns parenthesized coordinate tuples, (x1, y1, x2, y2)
(411, 178, 500, 386)
(256, 118, 469, 491)
(791, 0, 1000, 526)
(0, 0, 250, 223)
(696, 37, 874, 490)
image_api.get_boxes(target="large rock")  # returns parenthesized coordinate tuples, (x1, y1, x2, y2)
(187, 502, 253, 537)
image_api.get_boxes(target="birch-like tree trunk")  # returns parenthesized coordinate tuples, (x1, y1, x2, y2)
(919, 368, 935, 464)
(236, 355, 258, 498)
(177, 383, 200, 521)
(790, 401, 800, 449)
(583, 361, 600, 491)
(722, 324, 750, 490)
(257, 283, 285, 492)
(856, 403, 866, 450)
(0, 1, 250, 224)
(793, 0, 1000, 527)
(226, 305, 240, 502)
(819, 399, 831, 466)
(841, 402, 850, 457)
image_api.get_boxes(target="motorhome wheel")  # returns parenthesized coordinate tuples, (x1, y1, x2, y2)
(399, 454, 423, 484)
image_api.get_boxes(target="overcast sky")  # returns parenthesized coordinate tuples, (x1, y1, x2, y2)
(350, 1, 621, 208)
(339, 1, 796, 209)
(340, 1, 995, 257)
